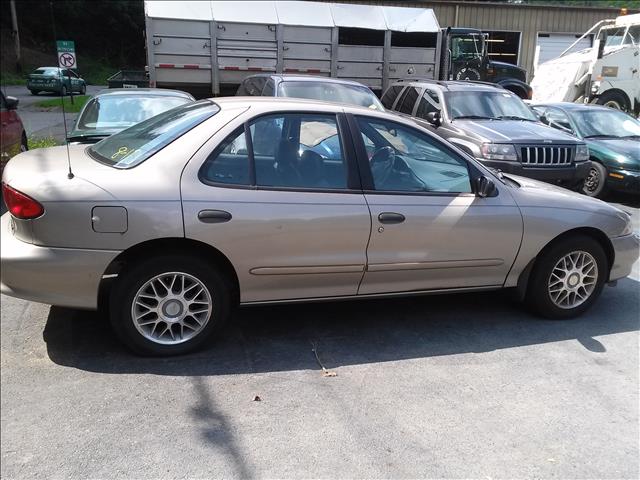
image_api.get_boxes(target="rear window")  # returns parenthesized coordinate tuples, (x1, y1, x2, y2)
(88, 100, 219, 168)
(33, 68, 59, 75)
(277, 81, 384, 110)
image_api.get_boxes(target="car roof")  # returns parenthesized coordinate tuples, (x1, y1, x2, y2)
(390, 79, 505, 92)
(94, 88, 194, 99)
(243, 74, 370, 88)
(214, 95, 392, 115)
(531, 102, 618, 113)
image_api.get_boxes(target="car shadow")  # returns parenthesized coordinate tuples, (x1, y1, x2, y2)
(44, 278, 639, 376)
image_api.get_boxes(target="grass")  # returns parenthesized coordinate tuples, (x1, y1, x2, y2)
(27, 136, 59, 149)
(34, 95, 90, 113)
(0, 70, 26, 86)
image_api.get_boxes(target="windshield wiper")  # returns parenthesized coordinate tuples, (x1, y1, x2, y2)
(620, 134, 640, 139)
(453, 115, 498, 120)
(498, 115, 536, 121)
(583, 134, 619, 139)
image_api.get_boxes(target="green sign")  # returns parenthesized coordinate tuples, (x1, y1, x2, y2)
(56, 40, 77, 69)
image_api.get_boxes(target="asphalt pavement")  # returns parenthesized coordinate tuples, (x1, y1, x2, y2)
(1, 199, 638, 478)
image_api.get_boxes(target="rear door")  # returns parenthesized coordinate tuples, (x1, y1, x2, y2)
(349, 114, 523, 295)
(182, 110, 371, 303)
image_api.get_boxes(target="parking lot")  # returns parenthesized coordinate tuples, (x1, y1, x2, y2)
(1, 197, 638, 478)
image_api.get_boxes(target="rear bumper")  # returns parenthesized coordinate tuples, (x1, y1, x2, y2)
(606, 167, 640, 195)
(26, 81, 62, 92)
(0, 213, 120, 309)
(609, 233, 640, 281)
(480, 159, 591, 186)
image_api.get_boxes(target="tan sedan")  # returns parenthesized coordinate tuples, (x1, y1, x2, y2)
(2, 97, 638, 355)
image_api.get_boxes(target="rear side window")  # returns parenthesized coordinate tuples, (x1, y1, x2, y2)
(88, 100, 219, 168)
(397, 87, 419, 114)
(200, 113, 349, 190)
(381, 85, 402, 109)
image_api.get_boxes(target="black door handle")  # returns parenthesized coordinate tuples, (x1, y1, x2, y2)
(378, 212, 405, 224)
(198, 210, 232, 223)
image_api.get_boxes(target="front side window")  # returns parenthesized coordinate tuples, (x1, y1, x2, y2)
(542, 107, 574, 134)
(415, 89, 441, 119)
(201, 113, 349, 190)
(356, 117, 472, 193)
(89, 100, 219, 168)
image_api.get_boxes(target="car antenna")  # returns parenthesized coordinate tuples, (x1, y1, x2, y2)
(49, 1, 73, 179)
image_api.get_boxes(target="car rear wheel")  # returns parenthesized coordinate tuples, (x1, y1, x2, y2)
(61, 85, 67, 97)
(109, 255, 232, 356)
(80, 84, 86, 95)
(29, 89, 39, 95)
(526, 235, 607, 319)
(20, 132, 28, 152)
(582, 162, 608, 198)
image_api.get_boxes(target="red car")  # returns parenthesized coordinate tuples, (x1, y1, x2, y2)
(1, 91, 27, 174)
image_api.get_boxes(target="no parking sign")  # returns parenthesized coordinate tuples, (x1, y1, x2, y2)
(57, 40, 77, 69)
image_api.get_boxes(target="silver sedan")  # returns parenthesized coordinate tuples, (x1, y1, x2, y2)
(2, 97, 638, 356)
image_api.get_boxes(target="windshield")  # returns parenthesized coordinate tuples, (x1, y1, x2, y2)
(76, 95, 192, 133)
(33, 68, 59, 76)
(278, 81, 384, 110)
(573, 109, 640, 138)
(451, 34, 484, 60)
(88, 100, 219, 168)
(445, 91, 538, 121)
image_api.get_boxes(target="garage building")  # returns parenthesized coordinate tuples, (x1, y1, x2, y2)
(321, 0, 636, 81)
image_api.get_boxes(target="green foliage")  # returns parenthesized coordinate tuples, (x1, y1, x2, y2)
(27, 136, 59, 150)
(0, 71, 27, 86)
(35, 95, 90, 113)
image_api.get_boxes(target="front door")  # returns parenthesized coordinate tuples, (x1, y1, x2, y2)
(350, 114, 523, 295)
(182, 110, 371, 303)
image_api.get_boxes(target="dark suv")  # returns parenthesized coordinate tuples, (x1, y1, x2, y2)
(381, 79, 590, 187)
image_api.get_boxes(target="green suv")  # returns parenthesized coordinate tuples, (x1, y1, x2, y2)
(27, 67, 86, 96)
(533, 102, 640, 198)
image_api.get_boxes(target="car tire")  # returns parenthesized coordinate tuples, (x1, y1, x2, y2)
(582, 161, 608, 198)
(109, 254, 232, 356)
(80, 83, 86, 95)
(29, 89, 39, 95)
(596, 91, 629, 112)
(61, 85, 67, 97)
(526, 235, 607, 319)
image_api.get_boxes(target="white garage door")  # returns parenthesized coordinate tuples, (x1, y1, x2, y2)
(536, 33, 593, 64)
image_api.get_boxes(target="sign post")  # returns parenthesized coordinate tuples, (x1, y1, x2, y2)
(56, 40, 76, 104)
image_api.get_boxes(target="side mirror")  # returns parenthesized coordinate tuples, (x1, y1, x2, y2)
(476, 175, 497, 198)
(539, 114, 549, 125)
(5, 96, 19, 110)
(425, 111, 441, 127)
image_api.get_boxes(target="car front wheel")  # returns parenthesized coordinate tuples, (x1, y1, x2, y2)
(582, 162, 608, 198)
(526, 235, 607, 319)
(110, 255, 232, 356)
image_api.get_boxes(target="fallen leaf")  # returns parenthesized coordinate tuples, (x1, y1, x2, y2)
(322, 370, 337, 377)
(253, 395, 262, 402)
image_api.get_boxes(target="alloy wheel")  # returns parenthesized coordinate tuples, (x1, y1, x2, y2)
(547, 251, 598, 309)
(583, 166, 600, 194)
(131, 272, 212, 345)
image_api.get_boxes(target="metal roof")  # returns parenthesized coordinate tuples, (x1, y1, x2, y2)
(144, 1, 440, 32)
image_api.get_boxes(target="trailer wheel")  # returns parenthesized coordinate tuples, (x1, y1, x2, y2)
(596, 91, 630, 112)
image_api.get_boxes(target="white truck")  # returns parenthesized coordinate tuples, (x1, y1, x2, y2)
(143, 0, 531, 98)
(532, 13, 640, 115)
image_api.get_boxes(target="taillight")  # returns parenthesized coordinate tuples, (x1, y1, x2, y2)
(2, 183, 44, 219)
